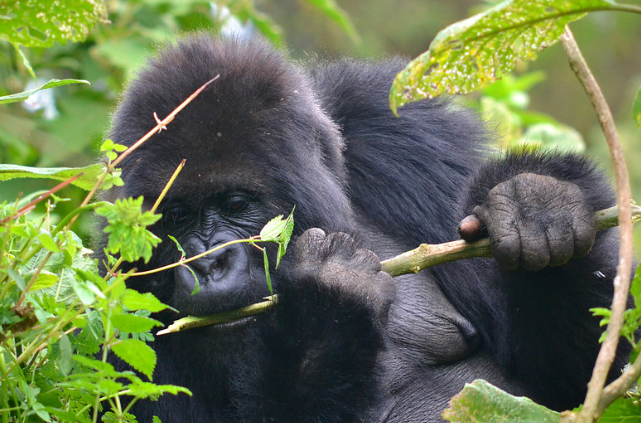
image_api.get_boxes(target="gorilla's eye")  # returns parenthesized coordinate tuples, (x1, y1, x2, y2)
(222, 194, 249, 214)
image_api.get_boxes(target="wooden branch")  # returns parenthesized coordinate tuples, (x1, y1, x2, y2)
(157, 296, 278, 335)
(560, 27, 634, 423)
(380, 204, 641, 277)
(160, 204, 640, 333)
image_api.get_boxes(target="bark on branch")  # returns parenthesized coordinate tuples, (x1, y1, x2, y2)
(380, 204, 641, 277)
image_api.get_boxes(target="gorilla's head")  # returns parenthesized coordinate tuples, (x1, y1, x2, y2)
(106, 35, 354, 320)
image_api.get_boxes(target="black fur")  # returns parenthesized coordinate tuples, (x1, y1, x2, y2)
(101, 34, 630, 422)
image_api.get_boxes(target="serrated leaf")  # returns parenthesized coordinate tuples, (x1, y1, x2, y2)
(126, 380, 191, 399)
(96, 197, 162, 263)
(633, 85, 641, 128)
(111, 314, 162, 333)
(0, 78, 90, 104)
(390, 0, 619, 113)
(0, 163, 104, 190)
(443, 379, 561, 423)
(0, 0, 108, 48)
(122, 289, 173, 313)
(260, 214, 285, 242)
(186, 264, 200, 295)
(111, 339, 156, 380)
(168, 235, 187, 257)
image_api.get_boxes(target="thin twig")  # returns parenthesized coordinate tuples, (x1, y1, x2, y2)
(559, 27, 634, 423)
(157, 296, 278, 335)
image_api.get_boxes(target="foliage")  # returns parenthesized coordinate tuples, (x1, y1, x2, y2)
(0, 124, 295, 423)
(0, 0, 108, 47)
(389, 0, 641, 114)
(0, 5, 298, 418)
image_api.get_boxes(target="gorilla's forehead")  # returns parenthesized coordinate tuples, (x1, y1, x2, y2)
(126, 151, 272, 201)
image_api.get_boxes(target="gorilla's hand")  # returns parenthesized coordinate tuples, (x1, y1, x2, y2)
(461, 173, 595, 271)
(293, 228, 395, 320)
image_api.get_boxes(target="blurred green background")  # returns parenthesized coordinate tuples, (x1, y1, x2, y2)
(1, 0, 640, 245)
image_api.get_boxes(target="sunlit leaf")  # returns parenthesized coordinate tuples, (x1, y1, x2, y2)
(390, 0, 621, 113)
(0, 163, 103, 191)
(0, 78, 89, 104)
(122, 289, 174, 313)
(599, 396, 641, 422)
(0, 0, 108, 48)
(111, 339, 157, 380)
(443, 379, 561, 423)
(260, 214, 286, 242)
(111, 314, 163, 334)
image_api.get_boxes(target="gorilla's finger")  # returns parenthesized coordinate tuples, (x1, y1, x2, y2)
(518, 223, 550, 271)
(326, 232, 359, 261)
(572, 217, 596, 258)
(295, 228, 327, 262)
(473, 204, 520, 270)
(352, 248, 383, 272)
(545, 221, 574, 267)
(458, 215, 486, 242)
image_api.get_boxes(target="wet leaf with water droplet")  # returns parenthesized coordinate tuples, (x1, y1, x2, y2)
(390, 0, 618, 114)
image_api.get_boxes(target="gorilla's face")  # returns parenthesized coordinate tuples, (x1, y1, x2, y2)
(152, 189, 271, 317)
(107, 37, 357, 331)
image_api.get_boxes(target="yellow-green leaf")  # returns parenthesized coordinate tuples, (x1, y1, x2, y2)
(390, 0, 622, 114)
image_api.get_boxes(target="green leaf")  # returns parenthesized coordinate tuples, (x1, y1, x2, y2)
(96, 197, 162, 263)
(30, 270, 58, 291)
(58, 333, 73, 376)
(263, 249, 273, 296)
(111, 339, 157, 380)
(633, 85, 641, 128)
(122, 289, 174, 313)
(38, 231, 60, 253)
(0, 163, 104, 190)
(0, 78, 90, 104)
(260, 214, 285, 241)
(598, 396, 641, 422)
(0, 0, 108, 47)
(276, 209, 294, 268)
(111, 314, 163, 333)
(390, 0, 620, 113)
(443, 379, 561, 423)
(302, 0, 359, 43)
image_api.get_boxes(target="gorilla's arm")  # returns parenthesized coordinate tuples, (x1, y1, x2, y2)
(451, 152, 627, 410)
(312, 59, 628, 410)
(241, 229, 395, 421)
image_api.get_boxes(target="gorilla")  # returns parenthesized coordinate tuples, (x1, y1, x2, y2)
(102, 34, 629, 422)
